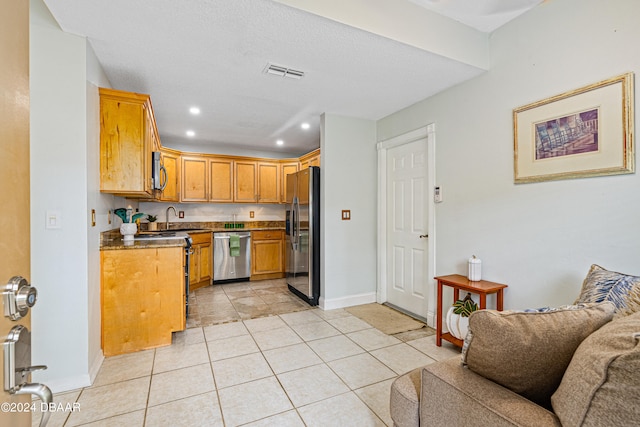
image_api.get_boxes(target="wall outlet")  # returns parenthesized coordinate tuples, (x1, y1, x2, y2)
(250, 211, 255, 218)
(179, 211, 185, 218)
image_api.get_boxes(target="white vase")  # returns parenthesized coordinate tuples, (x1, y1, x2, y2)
(120, 223, 138, 242)
(445, 307, 470, 340)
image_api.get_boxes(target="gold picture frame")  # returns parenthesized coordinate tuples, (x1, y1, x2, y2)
(513, 73, 634, 183)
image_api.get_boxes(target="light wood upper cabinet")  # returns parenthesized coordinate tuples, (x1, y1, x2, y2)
(181, 156, 209, 202)
(99, 87, 319, 203)
(210, 157, 234, 202)
(257, 161, 280, 203)
(100, 88, 156, 197)
(299, 148, 320, 170)
(280, 161, 299, 203)
(234, 160, 258, 203)
(158, 149, 180, 202)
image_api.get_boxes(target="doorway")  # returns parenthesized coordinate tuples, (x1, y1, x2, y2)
(377, 125, 436, 325)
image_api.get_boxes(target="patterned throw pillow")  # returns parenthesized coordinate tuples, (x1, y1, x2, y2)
(574, 264, 640, 316)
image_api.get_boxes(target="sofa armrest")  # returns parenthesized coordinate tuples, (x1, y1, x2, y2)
(421, 358, 561, 427)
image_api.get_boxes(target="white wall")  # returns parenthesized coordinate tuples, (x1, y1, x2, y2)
(320, 114, 378, 308)
(377, 0, 640, 312)
(30, 0, 119, 391)
(86, 42, 116, 385)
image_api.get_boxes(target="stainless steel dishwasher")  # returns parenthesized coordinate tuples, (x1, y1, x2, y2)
(213, 231, 251, 282)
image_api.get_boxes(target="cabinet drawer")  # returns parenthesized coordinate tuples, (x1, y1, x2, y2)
(251, 230, 283, 241)
(189, 231, 212, 245)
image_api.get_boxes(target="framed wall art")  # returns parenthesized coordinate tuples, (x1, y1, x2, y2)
(513, 73, 634, 183)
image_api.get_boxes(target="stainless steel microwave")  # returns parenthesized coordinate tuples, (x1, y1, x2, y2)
(152, 151, 167, 190)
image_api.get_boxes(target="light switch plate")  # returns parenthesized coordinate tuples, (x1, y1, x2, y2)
(46, 210, 62, 229)
(341, 210, 351, 220)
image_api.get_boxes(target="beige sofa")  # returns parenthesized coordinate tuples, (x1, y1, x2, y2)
(390, 304, 640, 427)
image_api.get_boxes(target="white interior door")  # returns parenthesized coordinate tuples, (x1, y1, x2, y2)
(386, 138, 429, 317)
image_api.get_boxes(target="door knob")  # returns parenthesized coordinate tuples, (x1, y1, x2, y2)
(3, 276, 38, 321)
(419, 234, 429, 239)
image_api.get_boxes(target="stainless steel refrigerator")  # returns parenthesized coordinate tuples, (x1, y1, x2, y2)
(286, 166, 320, 305)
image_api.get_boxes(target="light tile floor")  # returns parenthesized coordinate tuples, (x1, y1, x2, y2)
(33, 280, 460, 426)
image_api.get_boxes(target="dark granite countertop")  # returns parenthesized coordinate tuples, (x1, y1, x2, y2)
(100, 222, 285, 250)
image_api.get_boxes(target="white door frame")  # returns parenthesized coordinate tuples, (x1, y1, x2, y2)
(376, 124, 437, 326)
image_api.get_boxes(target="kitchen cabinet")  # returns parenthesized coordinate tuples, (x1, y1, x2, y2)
(299, 148, 320, 170)
(210, 157, 234, 202)
(250, 230, 285, 280)
(189, 232, 212, 290)
(101, 247, 185, 356)
(99, 88, 158, 198)
(234, 160, 258, 202)
(158, 149, 180, 202)
(257, 161, 280, 203)
(181, 155, 209, 202)
(280, 161, 299, 203)
(181, 155, 234, 203)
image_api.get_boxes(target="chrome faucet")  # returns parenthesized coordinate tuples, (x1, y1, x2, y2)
(165, 206, 178, 230)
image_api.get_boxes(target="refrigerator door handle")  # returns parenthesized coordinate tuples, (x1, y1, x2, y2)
(291, 198, 298, 250)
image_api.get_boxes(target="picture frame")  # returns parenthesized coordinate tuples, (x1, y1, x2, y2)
(513, 73, 634, 184)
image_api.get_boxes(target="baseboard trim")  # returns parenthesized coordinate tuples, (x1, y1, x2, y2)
(319, 292, 377, 310)
(89, 350, 105, 384)
(43, 374, 92, 394)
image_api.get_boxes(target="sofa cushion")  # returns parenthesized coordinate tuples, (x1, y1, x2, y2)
(461, 302, 615, 408)
(574, 264, 640, 316)
(551, 311, 640, 426)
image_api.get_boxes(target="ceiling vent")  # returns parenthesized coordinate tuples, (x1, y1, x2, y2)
(264, 63, 305, 80)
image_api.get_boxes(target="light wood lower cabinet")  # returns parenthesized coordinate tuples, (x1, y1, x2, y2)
(101, 247, 185, 356)
(250, 230, 285, 280)
(189, 232, 212, 290)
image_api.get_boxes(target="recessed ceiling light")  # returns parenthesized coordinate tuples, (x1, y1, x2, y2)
(186, 130, 195, 137)
(276, 139, 284, 146)
(189, 107, 200, 115)
(301, 122, 310, 130)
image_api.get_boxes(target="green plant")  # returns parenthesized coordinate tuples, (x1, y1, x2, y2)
(147, 214, 157, 222)
(452, 293, 478, 317)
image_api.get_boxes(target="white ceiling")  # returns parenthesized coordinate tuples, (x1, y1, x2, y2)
(42, 0, 541, 156)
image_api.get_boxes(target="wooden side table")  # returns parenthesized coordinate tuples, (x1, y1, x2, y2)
(435, 274, 508, 348)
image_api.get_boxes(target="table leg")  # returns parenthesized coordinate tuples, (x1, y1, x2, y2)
(453, 288, 460, 303)
(479, 293, 487, 310)
(496, 290, 504, 311)
(436, 281, 443, 346)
